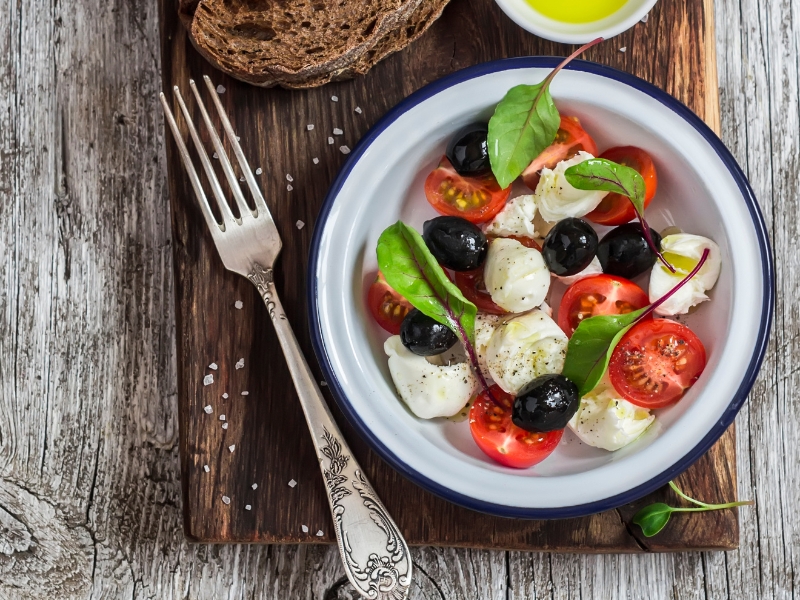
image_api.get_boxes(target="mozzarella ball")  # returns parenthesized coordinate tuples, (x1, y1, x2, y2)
(568, 383, 655, 451)
(648, 234, 721, 315)
(484, 238, 551, 313)
(485, 309, 568, 395)
(384, 336, 478, 419)
(535, 152, 609, 222)
(554, 256, 603, 286)
(474, 313, 501, 379)
(483, 194, 538, 238)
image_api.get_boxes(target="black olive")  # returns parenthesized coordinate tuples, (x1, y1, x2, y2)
(423, 216, 488, 271)
(400, 309, 458, 357)
(541, 218, 598, 276)
(446, 123, 491, 176)
(512, 374, 580, 433)
(597, 223, 663, 279)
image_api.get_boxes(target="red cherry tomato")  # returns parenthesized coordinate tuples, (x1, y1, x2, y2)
(366, 272, 413, 335)
(492, 235, 542, 251)
(521, 116, 599, 190)
(454, 268, 507, 315)
(608, 319, 707, 408)
(585, 146, 658, 226)
(424, 156, 511, 224)
(469, 386, 563, 469)
(557, 275, 650, 337)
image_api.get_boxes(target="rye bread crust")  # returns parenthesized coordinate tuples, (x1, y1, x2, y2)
(180, 0, 449, 88)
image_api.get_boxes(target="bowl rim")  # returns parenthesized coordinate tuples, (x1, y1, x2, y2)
(307, 57, 774, 519)
(492, 0, 659, 44)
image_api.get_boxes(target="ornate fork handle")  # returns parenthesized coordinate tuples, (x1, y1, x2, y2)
(248, 264, 412, 600)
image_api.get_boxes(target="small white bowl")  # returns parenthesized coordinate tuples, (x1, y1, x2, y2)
(494, 0, 658, 44)
(308, 58, 772, 518)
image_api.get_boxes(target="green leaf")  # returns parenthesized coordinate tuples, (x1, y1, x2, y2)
(561, 308, 647, 397)
(487, 83, 561, 189)
(632, 503, 674, 537)
(377, 221, 477, 347)
(564, 157, 646, 215)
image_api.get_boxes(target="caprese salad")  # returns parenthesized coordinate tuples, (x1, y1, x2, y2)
(366, 49, 721, 469)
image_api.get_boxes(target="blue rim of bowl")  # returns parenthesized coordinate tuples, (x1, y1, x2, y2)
(307, 57, 774, 519)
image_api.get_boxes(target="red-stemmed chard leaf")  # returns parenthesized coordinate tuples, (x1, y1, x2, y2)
(564, 157, 676, 273)
(562, 249, 709, 396)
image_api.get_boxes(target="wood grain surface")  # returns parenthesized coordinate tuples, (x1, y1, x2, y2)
(2, 0, 795, 596)
(159, 0, 738, 551)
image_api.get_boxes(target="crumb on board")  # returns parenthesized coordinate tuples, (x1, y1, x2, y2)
(216, 85, 225, 94)
(339, 146, 351, 155)
(333, 127, 343, 135)
(288, 479, 297, 488)
(235, 300, 243, 310)
(222, 495, 230, 505)
(301, 525, 309, 533)
(229, 444, 236, 453)
(204, 405, 213, 414)
(209, 363, 218, 370)
(203, 465, 210, 472)
(312, 157, 319, 164)
(235, 358, 244, 370)
(203, 374, 214, 386)
(296, 220, 305, 230)
(241, 391, 249, 396)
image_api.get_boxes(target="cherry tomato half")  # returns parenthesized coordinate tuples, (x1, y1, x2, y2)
(521, 116, 599, 191)
(585, 146, 658, 226)
(557, 274, 650, 337)
(469, 385, 563, 469)
(366, 272, 413, 335)
(424, 156, 511, 224)
(608, 319, 706, 408)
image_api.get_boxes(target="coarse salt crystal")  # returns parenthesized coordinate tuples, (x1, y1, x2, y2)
(307, 124, 314, 131)
(203, 465, 210, 472)
(332, 127, 343, 135)
(241, 391, 250, 396)
(234, 300, 243, 309)
(219, 414, 226, 421)
(204, 405, 213, 414)
(222, 393, 229, 399)
(312, 157, 319, 164)
(355, 107, 362, 114)
(331, 95, 338, 102)
(296, 220, 305, 230)
(328, 137, 334, 145)
(236, 136, 240, 141)
(641, 13, 649, 23)
(222, 423, 228, 429)
(216, 85, 226, 94)
(286, 174, 294, 182)
(245, 504, 252, 510)
(252, 483, 258, 490)
(288, 479, 297, 488)
(239, 176, 245, 182)
(302, 525, 309, 533)
(229, 445, 236, 453)
(209, 363, 218, 370)
(316, 530, 324, 537)
(619, 47, 627, 53)
(255, 167, 263, 175)
(222, 495, 230, 505)
(212, 152, 218, 159)
(287, 184, 293, 191)
(320, 381, 328, 387)
(339, 146, 351, 155)
(235, 358, 245, 369)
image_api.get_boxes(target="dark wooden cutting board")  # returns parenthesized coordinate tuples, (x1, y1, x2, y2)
(159, 0, 739, 551)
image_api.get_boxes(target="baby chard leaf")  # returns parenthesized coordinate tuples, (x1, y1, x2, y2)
(632, 502, 674, 537)
(487, 38, 602, 189)
(564, 157, 674, 272)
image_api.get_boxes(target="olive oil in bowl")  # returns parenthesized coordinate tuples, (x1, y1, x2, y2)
(526, 0, 628, 23)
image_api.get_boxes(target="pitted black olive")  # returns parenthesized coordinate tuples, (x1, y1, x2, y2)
(512, 374, 580, 433)
(541, 218, 598, 276)
(400, 309, 458, 356)
(423, 216, 488, 271)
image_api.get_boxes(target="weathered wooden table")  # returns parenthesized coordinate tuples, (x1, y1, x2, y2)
(0, 0, 794, 598)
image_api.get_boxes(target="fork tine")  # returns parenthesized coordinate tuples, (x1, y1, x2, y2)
(202, 75, 271, 217)
(189, 79, 255, 220)
(172, 85, 238, 228)
(159, 92, 221, 236)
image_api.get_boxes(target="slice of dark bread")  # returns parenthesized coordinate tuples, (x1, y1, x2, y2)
(180, 0, 432, 88)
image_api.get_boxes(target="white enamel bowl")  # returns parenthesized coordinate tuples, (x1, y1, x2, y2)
(493, 0, 658, 44)
(308, 58, 773, 518)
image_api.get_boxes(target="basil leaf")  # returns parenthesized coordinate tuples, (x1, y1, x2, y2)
(377, 221, 476, 346)
(632, 502, 674, 537)
(488, 83, 560, 189)
(560, 308, 647, 397)
(564, 157, 646, 215)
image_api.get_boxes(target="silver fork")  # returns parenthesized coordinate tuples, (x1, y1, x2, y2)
(160, 76, 411, 600)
